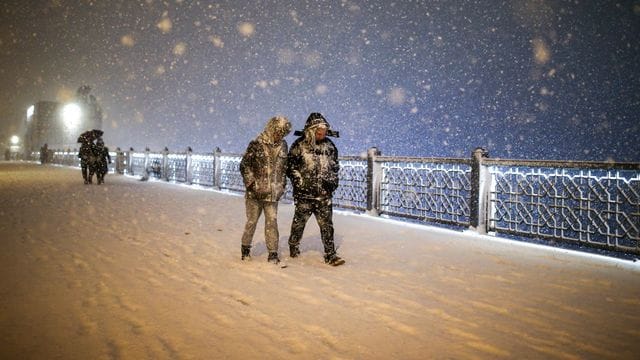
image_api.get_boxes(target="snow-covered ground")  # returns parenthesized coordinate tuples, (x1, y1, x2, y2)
(1, 162, 639, 359)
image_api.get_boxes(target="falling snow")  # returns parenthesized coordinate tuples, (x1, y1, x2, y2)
(0, 1, 638, 161)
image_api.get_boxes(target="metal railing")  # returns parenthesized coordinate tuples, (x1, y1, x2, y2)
(32, 147, 640, 255)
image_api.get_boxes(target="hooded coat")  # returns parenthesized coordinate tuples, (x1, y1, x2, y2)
(94, 140, 111, 175)
(287, 113, 340, 200)
(240, 116, 291, 202)
(78, 141, 95, 164)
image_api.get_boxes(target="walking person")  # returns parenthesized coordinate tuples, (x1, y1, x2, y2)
(78, 138, 95, 184)
(39, 143, 49, 164)
(94, 138, 111, 184)
(287, 112, 345, 266)
(239, 116, 292, 264)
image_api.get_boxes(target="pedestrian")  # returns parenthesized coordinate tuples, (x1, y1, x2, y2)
(94, 137, 111, 184)
(78, 139, 95, 184)
(287, 112, 345, 266)
(40, 143, 48, 164)
(239, 115, 292, 264)
(115, 147, 125, 174)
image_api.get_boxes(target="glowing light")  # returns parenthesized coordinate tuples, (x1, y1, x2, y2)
(10, 135, 19, 145)
(62, 103, 82, 129)
(121, 34, 135, 47)
(157, 16, 172, 33)
(26, 105, 34, 119)
(237, 22, 255, 37)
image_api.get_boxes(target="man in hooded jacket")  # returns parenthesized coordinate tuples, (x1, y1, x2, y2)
(94, 137, 111, 185)
(287, 113, 345, 266)
(239, 116, 292, 264)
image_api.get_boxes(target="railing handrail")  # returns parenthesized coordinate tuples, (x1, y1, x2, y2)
(484, 158, 640, 170)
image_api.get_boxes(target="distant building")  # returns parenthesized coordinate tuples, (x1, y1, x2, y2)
(24, 86, 103, 154)
(25, 101, 63, 154)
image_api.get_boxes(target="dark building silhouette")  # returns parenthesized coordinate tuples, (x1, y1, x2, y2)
(24, 86, 103, 154)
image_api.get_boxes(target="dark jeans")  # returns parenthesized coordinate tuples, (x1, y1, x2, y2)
(288, 197, 336, 256)
(81, 161, 94, 181)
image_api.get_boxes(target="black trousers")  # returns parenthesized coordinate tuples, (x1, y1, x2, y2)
(288, 197, 336, 256)
(81, 161, 94, 181)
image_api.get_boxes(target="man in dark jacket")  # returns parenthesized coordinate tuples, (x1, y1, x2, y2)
(240, 116, 292, 263)
(78, 139, 95, 184)
(287, 113, 345, 266)
(40, 143, 48, 164)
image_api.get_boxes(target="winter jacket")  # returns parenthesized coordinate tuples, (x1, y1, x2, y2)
(95, 145, 111, 174)
(287, 137, 339, 200)
(78, 142, 95, 164)
(287, 113, 340, 200)
(240, 118, 290, 202)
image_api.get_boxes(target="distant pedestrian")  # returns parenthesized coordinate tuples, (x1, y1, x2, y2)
(94, 138, 111, 184)
(139, 159, 161, 181)
(115, 147, 125, 174)
(78, 139, 95, 184)
(287, 112, 345, 266)
(239, 116, 292, 264)
(40, 143, 49, 164)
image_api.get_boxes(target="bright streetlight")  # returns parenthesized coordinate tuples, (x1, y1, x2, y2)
(62, 103, 82, 129)
(10, 135, 20, 145)
(26, 105, 34, 120)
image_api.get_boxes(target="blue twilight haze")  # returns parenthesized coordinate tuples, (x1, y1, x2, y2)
(1, 1, 638, 161)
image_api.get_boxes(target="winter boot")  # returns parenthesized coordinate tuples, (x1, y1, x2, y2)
(324, 253, 345, 266)
(241, 245, 251, 261)
(289, 245, 300, 258)
(267, 252, 280, 264)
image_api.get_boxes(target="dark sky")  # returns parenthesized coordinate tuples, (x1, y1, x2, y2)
(1, 0, 639, 161)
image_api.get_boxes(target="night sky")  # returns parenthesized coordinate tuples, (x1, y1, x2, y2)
(1, 1, 638, 161)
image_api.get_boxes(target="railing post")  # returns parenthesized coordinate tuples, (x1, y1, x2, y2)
(144, 147, 150, 177)
(213, 147, 222, 189)
(366, 147, 382, 216)
(470, 147, 489, 234)
(162, 147, 169, 181)
(186, 146, 193, 185)
(127, 147, 134, 175)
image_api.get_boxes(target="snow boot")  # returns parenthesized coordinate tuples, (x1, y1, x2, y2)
(267, 252, 280, 264)
(241, 245, 251, 261)
(289, 245, 300, 258)
(324, 253, 345, 266)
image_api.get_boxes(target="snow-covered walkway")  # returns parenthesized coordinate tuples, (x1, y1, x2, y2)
(1, 162, 639, 359)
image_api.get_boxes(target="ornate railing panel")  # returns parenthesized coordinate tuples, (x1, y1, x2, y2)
(166, 153, 187, 182)
(130, 153, 146, 175)
(334, 158, 368, 211)
(380, 160, 472, 227)
(51, 151, 80, 167)
(489, 166, 640, 252)
(147, 153, 163, 179)
(218, 155, 244, 192)
(191, 154, 215, 186)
